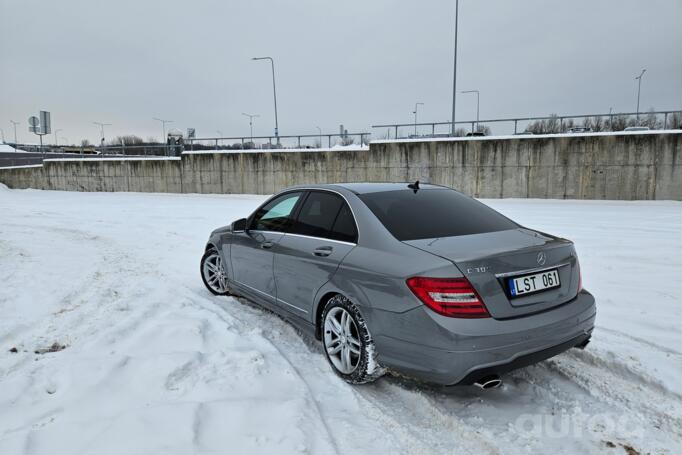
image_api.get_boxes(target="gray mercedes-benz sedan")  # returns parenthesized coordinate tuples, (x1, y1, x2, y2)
(200, 183, 596, 388)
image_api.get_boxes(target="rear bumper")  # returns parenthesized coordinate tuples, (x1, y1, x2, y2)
(371, 290, 596, 385)
(455, 331, 591, 385)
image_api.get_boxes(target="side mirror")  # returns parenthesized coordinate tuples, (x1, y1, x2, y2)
(232, 218, 248, 232)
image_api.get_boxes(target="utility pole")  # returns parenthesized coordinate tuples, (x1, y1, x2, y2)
(461, 90, 480, 132)
(635, 69, 646, 124)
(413, 102, 424, 137)
(242, 113, 260, 144)
(451, 0, 459, 136)
(252, 57, 279, 144)
(10, 120, 20, 144)
(153, 117, 173, 143)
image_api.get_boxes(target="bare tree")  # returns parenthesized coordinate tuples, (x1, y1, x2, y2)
(643, 109, 660, 129)
(110, 135, 144, 146)
(668, 112, 682, 129)
(611, 114, 629, 131)
(80, 139, 91, 147)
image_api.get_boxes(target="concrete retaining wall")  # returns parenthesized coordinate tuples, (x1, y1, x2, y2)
(1, 132, 680, 200)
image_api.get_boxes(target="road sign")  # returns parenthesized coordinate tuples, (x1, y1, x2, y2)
(40, 111, 51, 134)
(187, 128, 196, 139)
(28, 116, 39, 126)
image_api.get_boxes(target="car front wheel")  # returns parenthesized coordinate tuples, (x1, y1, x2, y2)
(200, 247, 230, 295)
(322, 295, 384, 384)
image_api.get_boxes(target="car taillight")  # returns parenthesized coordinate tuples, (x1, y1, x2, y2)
(406, 277, 490, 318)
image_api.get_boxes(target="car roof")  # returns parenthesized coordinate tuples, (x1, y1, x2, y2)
(288, 182, 449, 194)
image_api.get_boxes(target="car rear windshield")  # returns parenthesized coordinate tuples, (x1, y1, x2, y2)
(359, 189, 517, 241)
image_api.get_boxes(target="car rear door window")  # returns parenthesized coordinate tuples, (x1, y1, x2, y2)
(291, 191, 344, 239)
(250, 191, 303, 232)
(359, 189, 517, 241)
(329, 204, 358, 243)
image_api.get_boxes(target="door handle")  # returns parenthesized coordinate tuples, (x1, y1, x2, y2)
(261, 241, 274, 249)
(313, 246, 333, 257)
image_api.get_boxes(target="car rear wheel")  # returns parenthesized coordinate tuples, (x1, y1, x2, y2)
(201, 248, 230, 295)
(322, 295, 384, 384)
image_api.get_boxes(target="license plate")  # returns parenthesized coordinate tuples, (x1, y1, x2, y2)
(508, 269, 560, 297)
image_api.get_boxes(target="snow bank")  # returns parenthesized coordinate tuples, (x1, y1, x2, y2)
(0, 143, 29, 153)
(0, 191, 680, 454)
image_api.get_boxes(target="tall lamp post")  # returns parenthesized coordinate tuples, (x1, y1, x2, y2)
(93, 121, 111, 154)
(153, 117, 173, 143)
(451, 0, 459, 136)
(10, 120, 20, 144)
(252, 57, 279, 144)
(635, 69, 646, 124)
(413, 102, 424, 137)
(242, 113, 259, 144)
(461, 90, 480, 132)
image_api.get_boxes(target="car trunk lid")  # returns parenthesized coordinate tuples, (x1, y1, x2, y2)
(404, 228, 580, 319)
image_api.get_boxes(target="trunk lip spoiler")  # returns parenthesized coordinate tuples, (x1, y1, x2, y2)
(494, 262, 571, 279)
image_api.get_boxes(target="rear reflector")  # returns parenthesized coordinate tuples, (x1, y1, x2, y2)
(406, 277, 490, 318)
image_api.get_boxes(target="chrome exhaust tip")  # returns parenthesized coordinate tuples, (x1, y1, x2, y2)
(473, 375, 502, 390)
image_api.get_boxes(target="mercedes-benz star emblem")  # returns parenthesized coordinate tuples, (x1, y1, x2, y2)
(537, 252, 547, 266)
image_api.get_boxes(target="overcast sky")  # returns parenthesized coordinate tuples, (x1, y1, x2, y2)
(1, 0, 681, 144)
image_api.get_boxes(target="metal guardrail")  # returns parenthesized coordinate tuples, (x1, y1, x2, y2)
(372, 110, 682, 138)
(188, 132, 370, 151)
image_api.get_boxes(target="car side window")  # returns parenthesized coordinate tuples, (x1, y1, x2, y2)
(250, 192, 303, 232)
(292, 191, 357, 243)
(292, 191, 343, 239)
(329, 203, 358, 243)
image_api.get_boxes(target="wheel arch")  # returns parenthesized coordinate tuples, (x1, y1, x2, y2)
(314, 291, 340, 340)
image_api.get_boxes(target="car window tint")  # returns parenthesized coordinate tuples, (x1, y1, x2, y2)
(330, 204, 358, 243)
(251, 192, 302, 232)
(292, 191, 344, 239)
(359, 189, 517, 241)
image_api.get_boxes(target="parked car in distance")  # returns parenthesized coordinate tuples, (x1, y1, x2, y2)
(624, 126, 650, 132)
(567, 127, 593, 134)
(201, 183, 596, 389)
(466, 131, 486, 137)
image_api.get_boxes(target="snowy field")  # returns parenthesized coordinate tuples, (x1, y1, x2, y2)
(1, 186, 681, 455)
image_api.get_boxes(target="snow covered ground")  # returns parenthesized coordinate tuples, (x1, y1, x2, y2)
(0, 187, 681, 455)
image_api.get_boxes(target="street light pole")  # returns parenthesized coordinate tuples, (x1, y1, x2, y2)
(252, 57, 279, 144)
(461, 90, 479, 132)
(242, 113, 260, 144)
(93, 121, 111, 154)
(451, 0, 459, 136)
(635, 69, 646, 124)
(153, 117, 173, 143)
(413, 102, 424, 136)
(10, 120, 20, 144)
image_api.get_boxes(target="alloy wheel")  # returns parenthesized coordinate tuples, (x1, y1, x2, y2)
(202, 251, 228, 294)
(323, 306, 362, 374)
